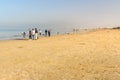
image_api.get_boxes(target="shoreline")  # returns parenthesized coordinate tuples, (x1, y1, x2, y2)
(0, 28, 120, 79)
(0, 28, 96, 41)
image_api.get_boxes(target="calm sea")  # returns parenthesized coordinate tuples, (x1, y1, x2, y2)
(0, 26, 73, 40)
(0, 28, 26, 40)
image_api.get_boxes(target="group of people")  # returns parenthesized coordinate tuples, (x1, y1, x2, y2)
(28, 28, 51, 40)
(45, 29, 51, 37)
(29, 28, 38, 40)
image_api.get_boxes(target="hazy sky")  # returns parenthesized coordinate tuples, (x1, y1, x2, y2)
(0, 0, 120, 28)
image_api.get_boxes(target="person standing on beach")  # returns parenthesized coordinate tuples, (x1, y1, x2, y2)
(45, 29, 47, 37)
(48, 29, 51, 37)
(35, 28, 38, 40)
(39, 29, 42, 36)
(22, 32, 26, 38)
(29, 29, 32, 39)
(31, 28, 35, 40)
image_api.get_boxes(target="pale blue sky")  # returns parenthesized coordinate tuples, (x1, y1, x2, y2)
(0, 0, 120, 28)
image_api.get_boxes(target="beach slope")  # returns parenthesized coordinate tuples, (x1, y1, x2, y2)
(0, 29, 120, 80)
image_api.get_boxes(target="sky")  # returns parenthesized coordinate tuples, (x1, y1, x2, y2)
(0, 0, 120, 28)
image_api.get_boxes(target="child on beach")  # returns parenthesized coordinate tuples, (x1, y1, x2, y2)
(39, 29, 42, 36)
(22, 32, 26, 38)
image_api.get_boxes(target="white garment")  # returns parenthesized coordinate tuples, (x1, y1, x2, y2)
(31, 30, 35, 35)
(39, 30, 42, 33)
(35, 33, 38, 39)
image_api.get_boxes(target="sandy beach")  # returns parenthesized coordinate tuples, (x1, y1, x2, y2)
(0, 29, 120, 80)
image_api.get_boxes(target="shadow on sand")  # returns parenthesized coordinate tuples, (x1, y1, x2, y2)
(13, 38, 29, 40)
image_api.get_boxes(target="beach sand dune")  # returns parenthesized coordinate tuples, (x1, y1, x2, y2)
(0, 29, 120, 80)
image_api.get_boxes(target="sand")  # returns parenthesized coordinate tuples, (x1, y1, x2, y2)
(0, 29, 120, 80)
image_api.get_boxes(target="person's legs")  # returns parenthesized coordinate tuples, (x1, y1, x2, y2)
(48, 32, 50, 37)
(35, 33, 38, 39)
(32, 35, 35, 40)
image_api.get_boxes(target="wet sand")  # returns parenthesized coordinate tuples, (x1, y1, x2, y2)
(0, 29, 120, 80)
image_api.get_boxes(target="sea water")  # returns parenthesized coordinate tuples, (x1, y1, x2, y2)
(0, 26, 74, 40)
(0, 28, 26, 40)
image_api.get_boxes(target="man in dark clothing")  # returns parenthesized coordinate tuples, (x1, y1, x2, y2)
(29, 30, 32, 39)
(45, 29, 47, 37)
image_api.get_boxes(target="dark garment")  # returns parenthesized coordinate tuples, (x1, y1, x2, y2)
(39, 33, 41, 36)
(48, 30, 51, 37)
(35, 28, 38, 33)
(45, 29, 47, 36)
(29, 30, 32, 39)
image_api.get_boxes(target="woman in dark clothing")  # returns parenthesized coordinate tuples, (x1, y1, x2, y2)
(48, 30, 51, 37)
